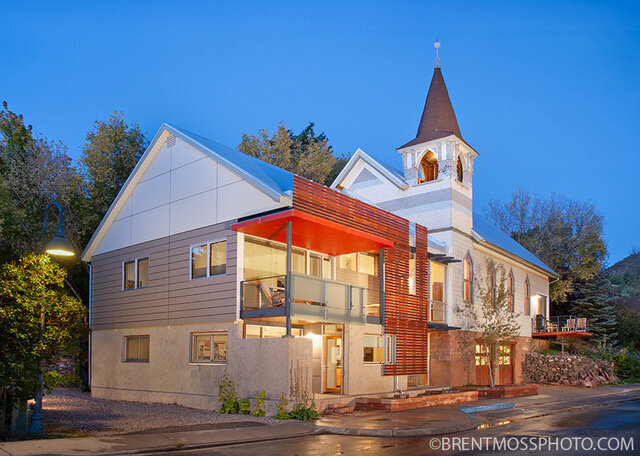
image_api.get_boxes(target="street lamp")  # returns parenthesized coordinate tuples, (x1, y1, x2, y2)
(28, 202, 75, 434)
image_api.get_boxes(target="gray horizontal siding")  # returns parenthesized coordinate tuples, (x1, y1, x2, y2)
(91, 221, 238, 330)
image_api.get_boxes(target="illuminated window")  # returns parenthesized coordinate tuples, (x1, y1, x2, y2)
(191, 332, 228, 363)
(457, 157, 464, 183)
(463, 254, 473, 302)
(384, 334, 396, 364)
(418, 151, 438, 183)
(408, 253, 416, 295)
(363, 334, 385, 363)
(430, 261, 446, 322)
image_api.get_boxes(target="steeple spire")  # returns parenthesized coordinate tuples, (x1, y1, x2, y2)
(398, 41, 462, 149)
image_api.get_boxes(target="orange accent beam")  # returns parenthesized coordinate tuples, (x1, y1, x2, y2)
(231, 209, 394, 256)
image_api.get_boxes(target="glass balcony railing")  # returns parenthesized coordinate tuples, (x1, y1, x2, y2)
(240, 273, 367, 325)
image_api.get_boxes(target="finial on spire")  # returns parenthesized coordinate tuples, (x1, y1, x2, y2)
(434, 38, 441, 68)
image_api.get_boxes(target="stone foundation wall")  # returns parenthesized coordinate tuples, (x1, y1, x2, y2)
(523, 352, 616, 387)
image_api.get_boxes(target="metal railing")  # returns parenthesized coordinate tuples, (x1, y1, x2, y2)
(531, 315, 589, 334)
(240, 273, 367, 324)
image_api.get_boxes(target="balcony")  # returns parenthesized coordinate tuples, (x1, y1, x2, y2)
(241, 273, 367, 325)
(531, 315, 592, 338)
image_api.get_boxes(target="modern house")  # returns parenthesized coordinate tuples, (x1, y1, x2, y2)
(82, 60, 573, 410)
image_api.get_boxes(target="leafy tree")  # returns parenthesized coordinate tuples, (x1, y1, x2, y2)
(457, 259, 520, 386)
(0, 102, 85, 262)
(484, 187, 607, 312)
(571, 274, 618, 349)
(615, 300, 640, 351)
(0, 254, 88, 433)
(80, 111, 147, 247)
(238, 122, 344, 186)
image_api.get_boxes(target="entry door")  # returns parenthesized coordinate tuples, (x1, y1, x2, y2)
(498, 343, 514, 385)
(324, 336, 342, 393)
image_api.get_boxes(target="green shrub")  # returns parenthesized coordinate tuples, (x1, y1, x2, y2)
(273, 393, 290, 420)
(239, 397, 251, 415)
(251, 391, 267, 417)
(217, 372, 239, 414)
(614, 350, 640, 379)
(44, 371, 80, 391)
(289, 402, 318, 421)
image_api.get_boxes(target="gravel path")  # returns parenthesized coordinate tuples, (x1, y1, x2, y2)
(43, 388, 283, 436)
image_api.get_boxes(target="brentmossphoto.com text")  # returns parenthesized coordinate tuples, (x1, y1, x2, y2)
(429, 436, 635, 452)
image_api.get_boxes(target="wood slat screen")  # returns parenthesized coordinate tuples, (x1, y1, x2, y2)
(293, 176, 430, 375)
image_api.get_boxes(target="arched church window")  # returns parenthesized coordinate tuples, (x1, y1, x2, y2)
(457, 157, 464, 183)
(463, 254, 473, 302)
(418, 151, 438, 183)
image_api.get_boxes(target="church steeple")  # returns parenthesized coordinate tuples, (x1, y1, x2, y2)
(399, 40, 463, 150)
(399, 66, 462, 150)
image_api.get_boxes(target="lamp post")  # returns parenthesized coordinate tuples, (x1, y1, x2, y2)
(28, 202, 75, 434)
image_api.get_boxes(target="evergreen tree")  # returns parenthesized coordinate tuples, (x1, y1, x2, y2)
(572, 274, 618, 348)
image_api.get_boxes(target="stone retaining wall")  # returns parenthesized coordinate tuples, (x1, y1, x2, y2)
(523, 352, 616, 387)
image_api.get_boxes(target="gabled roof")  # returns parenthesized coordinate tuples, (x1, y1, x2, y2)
(81, 123, 294, 261)
(169, 125, 294, 196)
(399, 67, 463, 150)
(337, 154, 556, 277)
(330, 148, 408, 190)
(472, 212, 557, 277)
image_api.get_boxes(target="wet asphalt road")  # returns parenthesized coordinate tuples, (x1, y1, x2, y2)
(156, 399, 640, 456)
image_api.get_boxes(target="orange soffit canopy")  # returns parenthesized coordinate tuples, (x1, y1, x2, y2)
(231, 209, 394, 256)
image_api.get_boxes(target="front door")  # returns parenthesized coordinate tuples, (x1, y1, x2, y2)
(323, 336, 342, 393)
(498, 343, 514, 385)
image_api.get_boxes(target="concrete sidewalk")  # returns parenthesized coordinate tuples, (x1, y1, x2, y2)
(0, 422, 317, 456)
(2, 384, 639, 455)
(315, 384, 640, 437)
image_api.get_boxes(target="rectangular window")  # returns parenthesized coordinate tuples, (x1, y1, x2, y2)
(430, 261, 446, 321)
(363, 334, 385, 363)
(339, 253, 357, 272)
(190, 332, 228, 363)
(357, 253, 378, 276)
(191, 240, 227, 280)
(310, 253, 332, 279)
(244, 324, 302, 338)
(124, 335, 149, 362)
(123, 257, 149, 290)
(384, 334, 396, 364)
(408, 253, 416, 295)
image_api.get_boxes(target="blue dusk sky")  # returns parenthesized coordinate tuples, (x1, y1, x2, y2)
(1, 1, 639, 264)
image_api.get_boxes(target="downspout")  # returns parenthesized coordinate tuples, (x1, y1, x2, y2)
(87, 262, 92, 389)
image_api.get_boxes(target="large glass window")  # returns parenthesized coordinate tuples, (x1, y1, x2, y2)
(310, 253, 332, 279)
(463, 254, 473, 302)
(363, 334, 384, 363)
(123, 257, 149, 290)
(430, 261, 446, 322)
(191, 332, 227, 363)
(124, 335, 149, 362)
(243, 237, 305, 279)
(191, 240, 227, 279)
(338, 252, 378, 276)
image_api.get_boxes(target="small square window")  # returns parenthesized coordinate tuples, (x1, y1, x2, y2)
(124, 336, 150, 362)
